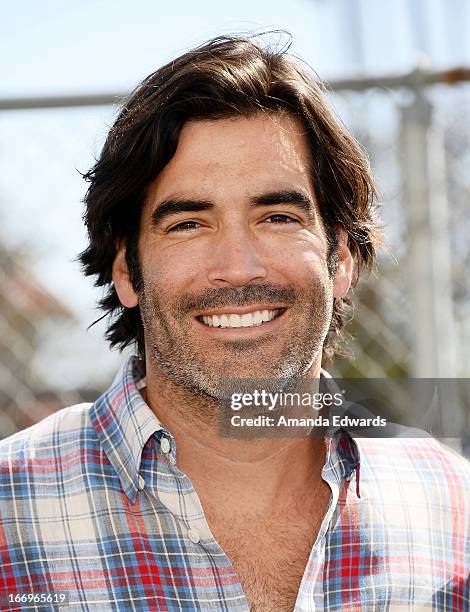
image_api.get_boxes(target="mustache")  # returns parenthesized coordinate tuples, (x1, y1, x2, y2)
(175, 283, 297, 314)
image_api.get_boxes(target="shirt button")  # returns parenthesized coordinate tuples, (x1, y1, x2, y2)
(138, 476, 146, 490)
(187, 528, 200, 544)
(160, 437, 171, 454)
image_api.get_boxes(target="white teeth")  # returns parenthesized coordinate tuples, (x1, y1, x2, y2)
(200, 309, 282, 328)
(229, 314, 241, 327)
(240, 313, 253, 327)
(253, 311, 263, 325)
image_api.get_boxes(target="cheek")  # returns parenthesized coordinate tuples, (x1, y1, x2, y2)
(272, 237, 330, 280)
(141, 247, 208, 295)
(282, 257, 330, 290)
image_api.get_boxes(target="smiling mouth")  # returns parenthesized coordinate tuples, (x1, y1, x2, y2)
(196, 308, 286, 329)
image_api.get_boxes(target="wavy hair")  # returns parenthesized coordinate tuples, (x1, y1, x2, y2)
(79, 32, 383, 366)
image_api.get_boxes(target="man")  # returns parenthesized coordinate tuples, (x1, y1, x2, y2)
(0, 34, 469, 612)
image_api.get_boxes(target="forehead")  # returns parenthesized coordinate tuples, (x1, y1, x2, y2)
(176, 112, 310, 166)
(145, 113, 315, 205)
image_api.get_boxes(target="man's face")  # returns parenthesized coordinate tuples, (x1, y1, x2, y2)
(114, 113, 351, 398)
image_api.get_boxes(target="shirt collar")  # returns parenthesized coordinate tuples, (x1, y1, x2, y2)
(329, 428, 361, 498)
(90, 354, 166, 503)
(321, 368, 361, 497)
(90, 355, 361, 502)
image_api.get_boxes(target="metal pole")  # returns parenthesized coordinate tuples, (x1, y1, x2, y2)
(400, 87, 457, 378)
(0, 68, 469, 111)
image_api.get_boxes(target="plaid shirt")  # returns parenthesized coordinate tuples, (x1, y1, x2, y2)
(0, 355, 469, 611)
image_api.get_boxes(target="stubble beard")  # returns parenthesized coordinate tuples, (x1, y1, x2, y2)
(138, 278, 334, 405)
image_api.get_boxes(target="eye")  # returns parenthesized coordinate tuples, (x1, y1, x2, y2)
(167, 220, 201, 232)
(265, 214, 299, 224)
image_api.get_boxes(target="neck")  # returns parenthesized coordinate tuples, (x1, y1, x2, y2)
(142, 356, 326, 510)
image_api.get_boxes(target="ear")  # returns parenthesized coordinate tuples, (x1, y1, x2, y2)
(333, 226, 353, 299)
(112, 242, 139, 308)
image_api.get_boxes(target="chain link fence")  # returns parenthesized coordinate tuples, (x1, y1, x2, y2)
(0, 71, 469, 454)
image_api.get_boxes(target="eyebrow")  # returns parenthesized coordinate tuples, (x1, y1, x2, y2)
(151, 189, 316, 226)
(250, 190, 315, 219)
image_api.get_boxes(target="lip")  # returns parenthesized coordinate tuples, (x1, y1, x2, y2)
(194, 307, 288, 337)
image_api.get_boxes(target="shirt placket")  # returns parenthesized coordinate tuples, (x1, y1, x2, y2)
(293, 438, 347, 612)
(145, 431, 250, 611)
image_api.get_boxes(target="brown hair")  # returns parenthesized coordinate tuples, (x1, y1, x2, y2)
(80, 32, 382, 366)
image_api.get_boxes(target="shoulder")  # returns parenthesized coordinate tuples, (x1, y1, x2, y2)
(0, 402, 94, 451)
(355, 434, 470, 470)
(0, 403, 94, 486)
(355, 435, 470, 500)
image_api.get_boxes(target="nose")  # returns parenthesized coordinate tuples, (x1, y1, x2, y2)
(206, 226, 268, 287)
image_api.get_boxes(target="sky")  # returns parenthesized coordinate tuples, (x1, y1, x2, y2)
(1, 0, 469, 388)
(2, 0, 469, 98)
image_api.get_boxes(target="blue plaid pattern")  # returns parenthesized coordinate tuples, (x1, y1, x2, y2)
(0, 355, 469, 610)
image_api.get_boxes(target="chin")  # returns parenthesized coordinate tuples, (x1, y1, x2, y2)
(192, 359, 313, 400)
